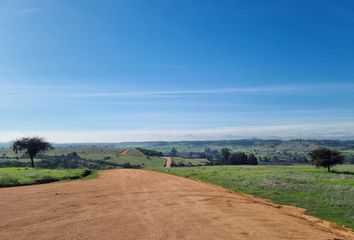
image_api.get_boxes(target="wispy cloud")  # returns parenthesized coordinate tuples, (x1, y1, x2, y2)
(57, 83, 354, 98)
(13, 7, 40, 15)
(133, 64, 185, 69)
(68, 87, 290, 98)
(0, 2, 40, 17)
(1, 82, 354, 99)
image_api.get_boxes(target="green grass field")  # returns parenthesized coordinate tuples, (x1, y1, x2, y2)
(0, 146, 211, 169)
(77, 149, 166, 168)
(0, 168, 94, 187)
(161, 165, 354, 230)
(172, 157, 210, 166)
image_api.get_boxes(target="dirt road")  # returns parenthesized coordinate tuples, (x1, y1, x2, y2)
(0, 170, 353, 240)
(120, 149, 130, 156)
(163, 157, 173, 168)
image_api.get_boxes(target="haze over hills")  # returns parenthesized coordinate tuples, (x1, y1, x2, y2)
(58, 139, 354, 149)
(2, 139, 354, 149)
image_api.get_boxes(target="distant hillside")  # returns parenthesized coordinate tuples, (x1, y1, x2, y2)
(1, 139, 354, 164)
(2, 139, 354, 150)
(0, 143, 10, 148)
(53, 139, 354, 164)
(63, 139, 353, 152)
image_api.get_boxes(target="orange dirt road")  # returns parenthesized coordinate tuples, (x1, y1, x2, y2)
(163, 157, 173, 168)
(1, 170, 353, 240)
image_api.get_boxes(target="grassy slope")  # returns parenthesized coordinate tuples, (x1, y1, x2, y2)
(0, 168, 94, 187)
(0, 147, 167, 168)
(0, 147, 209, 169)
(162, 165, 354, 230)
(172, 157, 210, 166)
(78, 148, 166, 168)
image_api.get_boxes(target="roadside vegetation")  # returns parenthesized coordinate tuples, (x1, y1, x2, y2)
(0, 168, 94, 187)
(163, 165, 354, 230)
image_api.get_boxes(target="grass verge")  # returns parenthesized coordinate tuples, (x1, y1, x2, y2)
(0, 168, 95, 187)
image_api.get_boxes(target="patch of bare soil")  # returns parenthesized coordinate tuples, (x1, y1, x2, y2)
(0, 169, 353, 240)
(120, 149, 130, 156)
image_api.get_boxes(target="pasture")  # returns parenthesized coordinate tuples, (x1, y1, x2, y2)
(0, 147, 208, 169)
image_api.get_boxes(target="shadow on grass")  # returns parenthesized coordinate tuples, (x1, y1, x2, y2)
(332, 170, 354, 175)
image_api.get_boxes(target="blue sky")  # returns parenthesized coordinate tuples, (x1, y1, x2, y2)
(0, 0, 354, 142)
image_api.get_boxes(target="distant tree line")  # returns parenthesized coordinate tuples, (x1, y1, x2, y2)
(167, 147, 259, 165)
(217, 148, 258, 165)
(165, 147, 313, 164)
(136, 148, 163, 157)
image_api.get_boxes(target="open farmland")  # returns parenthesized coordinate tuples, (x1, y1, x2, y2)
(0, 146, 208, 169)
(2, 139, 354, 165)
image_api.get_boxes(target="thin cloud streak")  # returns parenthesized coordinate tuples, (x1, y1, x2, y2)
(0, 4, 40, 17)
(69, 87, 293, 97)
(2, 82, 353, 98)
(69, 83, 354, 98)
(50, 83, 354, 98)
(13, 7, 40, 15)
(1, 83, 354, 106)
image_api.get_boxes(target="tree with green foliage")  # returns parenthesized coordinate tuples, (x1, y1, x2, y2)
(248, 153, 259, 165)
(136, 148, 163, 157)
(170, 147, 178, 157)
(220, 148, 231, 164)
(12, 137, 53, 168)
(227, 152, 258, 165)
(228, 152, 248, 165)
(309, 148, 344, 172)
